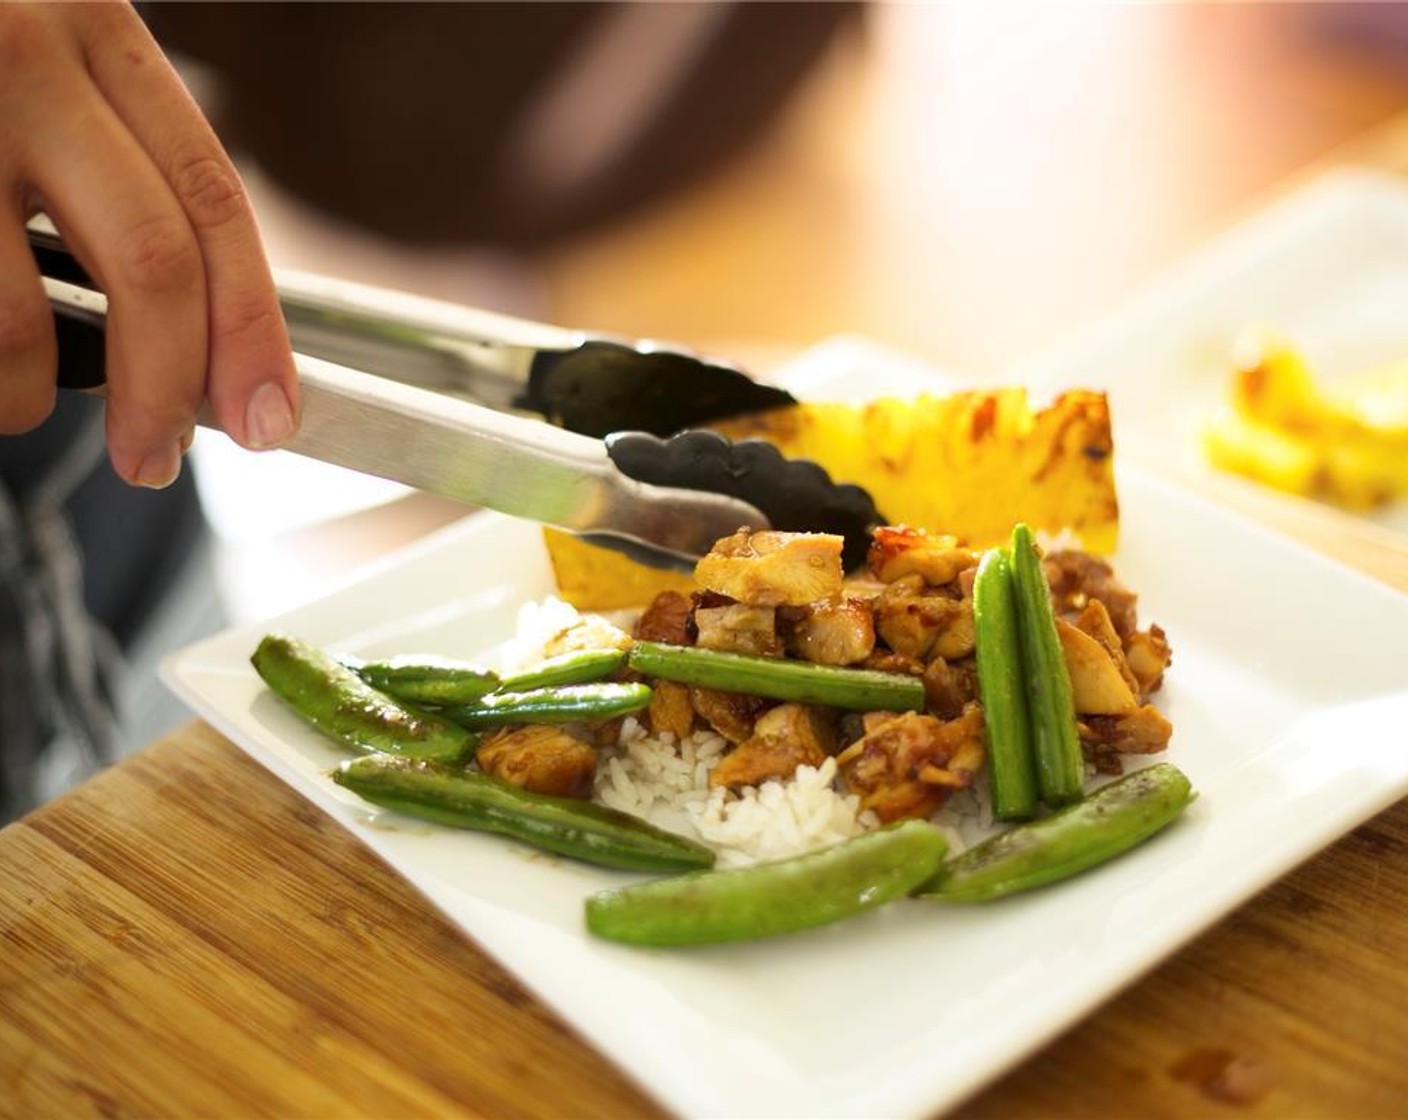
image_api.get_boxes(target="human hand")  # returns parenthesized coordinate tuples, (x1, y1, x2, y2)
(0, 1, 298, 488)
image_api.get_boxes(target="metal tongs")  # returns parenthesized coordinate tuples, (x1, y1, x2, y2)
(30, 219, 878, 568)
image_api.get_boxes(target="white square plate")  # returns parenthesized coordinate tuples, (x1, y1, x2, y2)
(164, 344, 1408, 1118)
(1015, 167, 1408, 537)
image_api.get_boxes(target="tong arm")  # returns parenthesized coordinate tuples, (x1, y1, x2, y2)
(275, 267, 579, 412)
(41, 272, 769, 565)
(289, 352, 768, 562)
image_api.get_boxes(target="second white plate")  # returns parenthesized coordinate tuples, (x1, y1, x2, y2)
(1018, 167, 1408, 537)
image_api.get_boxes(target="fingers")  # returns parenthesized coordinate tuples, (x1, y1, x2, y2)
(0, 3, 298, 491)
(79, 5, 299, 450)
(18, 76, 206, 487)
(0, 200, 57, 435)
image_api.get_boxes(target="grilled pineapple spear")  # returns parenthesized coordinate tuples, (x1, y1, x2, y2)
(547, 387, 1120, 610)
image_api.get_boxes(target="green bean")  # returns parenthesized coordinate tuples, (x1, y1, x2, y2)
(498, 648, 628, 692)
(355, 654, 501, 706)
(973, 547, 1039, 821)
(918, 763, 1194, 903)
(1010, 523, 1084, 806)
(584, 820, 947, 946)
(252, 635, 476, 763)
(627, 641, 924, 713)
(446, 682, 651, 729)
(334, 754, 714, 872)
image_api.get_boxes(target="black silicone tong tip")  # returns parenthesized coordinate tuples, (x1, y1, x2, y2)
(606, 430, 882, 571)
(524, 341, 797, 439)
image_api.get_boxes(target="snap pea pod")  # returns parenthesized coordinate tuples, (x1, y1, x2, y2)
(918, 762, 1194, 903)
(627, 641, 924, 713)
(973, 547, 1039, 821)
(334, 754, 715, 872)
(585, 820, 947, 946)
(252, 635, 476, 763)
(355, 655, 501, 706)
(498, 648, 628, 693)
(446, 681, 652, 730)
(1010, 523, 1084, 806)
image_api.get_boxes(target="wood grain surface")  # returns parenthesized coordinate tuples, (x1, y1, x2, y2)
(0, 728, 660, 1120)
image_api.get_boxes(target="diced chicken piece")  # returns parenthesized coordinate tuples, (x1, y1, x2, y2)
(786, 598, 876, 666)
(708, 703, 836, 789)
(956, 565, 977, 599)
(1046, 554, 1171, 699)
(917, 729, 986, 789)
(922, 655, 979, 720)
(861, 710, 900, 735)
(647, 679, 696, 741)
(694, 530, 844, 607)
(754, 700, 837, 749)
(873, 575, 969, 660)
(694, 603, 782, 657)
(1043, 550, 1139, 639)
(1073, 599, 1140, 698)
(476, 725, 598, 799)
(634, 590, 693, 645)
(931, 598, 975, 660)
(1090, 704, 1173, 752)
(836, 705, 986, 822)
(1078, 735, 1126, 776)
(1057, 619, 1137, 715)
(690, 687, 769, 744)
(1079, 705, 1174, 774)
(1125, 623, 1172, 697)
(867, 526, 977, 588)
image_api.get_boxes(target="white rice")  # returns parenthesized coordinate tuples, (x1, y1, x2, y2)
(488, 598, 584, 672)
(490, 597, 634, 673)
(506, 599, 996, 865)
(595, 717, 882, 867)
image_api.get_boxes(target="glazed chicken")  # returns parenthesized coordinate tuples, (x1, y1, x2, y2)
(1039, 551, 1173, 759)
(646, 679, 696, 741)
(476, 724, 598, 799)
(922, 656, 979, 720)
(622, 526, 1173, 816)
(693, 529, 845, 607)
(709, 703, 836, 790)
(784, 598, 876, 666)
(836, 707, 986, 822)
(1043, 550, 1140, 639)
(690, 687, 769, 744)
(695, 603, 782, 657)
(1080, 706, 1175, 775)
(867, 526, 977, 586)
(872, 575, 975, 661)
(634, 590, 693, 645)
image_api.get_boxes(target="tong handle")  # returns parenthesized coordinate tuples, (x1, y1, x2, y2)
(31, 219, 796, 439)
(43, 278, 107, 392)
(28, 217, 571, 394)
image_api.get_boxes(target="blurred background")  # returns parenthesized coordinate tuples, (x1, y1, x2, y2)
(76, 2, 1408, 755)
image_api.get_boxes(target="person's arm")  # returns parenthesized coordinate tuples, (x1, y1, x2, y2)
(0, 1, 298, 488)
